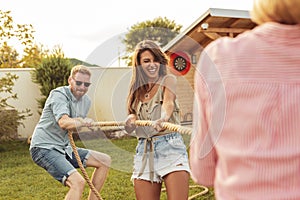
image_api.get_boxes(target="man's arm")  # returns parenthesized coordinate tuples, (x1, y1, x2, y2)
(189, 51, 217, 186)
(58, 114, 91, 132)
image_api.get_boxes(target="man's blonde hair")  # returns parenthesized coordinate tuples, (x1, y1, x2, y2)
(251, 0, 300, 25)
(70, 65, 91, 78)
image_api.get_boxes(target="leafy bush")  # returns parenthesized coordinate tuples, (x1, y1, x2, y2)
(31, 47, 72, 113)
(0, 73, 32, 140)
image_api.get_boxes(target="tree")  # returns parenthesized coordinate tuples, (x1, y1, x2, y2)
(22, 43, 48, 68)
(31, 46, 72, 113)
(0, 10, 45, 68)
(122, 16, 182, 66)
(0, 43, 19, 68)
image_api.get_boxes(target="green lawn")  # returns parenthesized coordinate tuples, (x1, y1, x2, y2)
(0, 136, 215, 200)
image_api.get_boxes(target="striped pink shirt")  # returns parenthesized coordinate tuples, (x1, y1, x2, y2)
(190, 22, 300, 200)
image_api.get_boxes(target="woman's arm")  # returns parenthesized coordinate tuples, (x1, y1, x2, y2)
(124, 113, 137, 133)
(161, 75, 177, 121)
(189, 51, 217, 186)
(154, 75, 177, 131)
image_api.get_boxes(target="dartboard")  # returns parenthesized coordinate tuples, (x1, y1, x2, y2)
(170, 51, 191, 76)
(173, 56, 187, 71)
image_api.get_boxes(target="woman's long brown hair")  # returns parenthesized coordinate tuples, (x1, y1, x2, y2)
(127, 40, 169, 114)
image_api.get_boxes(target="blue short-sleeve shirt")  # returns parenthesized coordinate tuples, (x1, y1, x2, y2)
(29, 86, 91, 157)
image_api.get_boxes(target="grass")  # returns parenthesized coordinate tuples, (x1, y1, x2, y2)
(0, 136, 215, 200)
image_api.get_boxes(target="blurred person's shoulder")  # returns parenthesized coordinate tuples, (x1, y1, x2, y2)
(202, 26, 265, 61)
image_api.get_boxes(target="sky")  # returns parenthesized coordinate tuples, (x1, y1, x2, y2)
(1, 0, 253, 66)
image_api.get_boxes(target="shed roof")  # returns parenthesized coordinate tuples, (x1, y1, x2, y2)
(163, 8, 257, 55)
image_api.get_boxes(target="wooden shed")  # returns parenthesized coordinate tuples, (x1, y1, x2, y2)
(163, 8, 257, 124)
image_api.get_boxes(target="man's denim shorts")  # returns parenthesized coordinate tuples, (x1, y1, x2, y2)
(131, 132, 190, 183)
(30, 147, 90, 185)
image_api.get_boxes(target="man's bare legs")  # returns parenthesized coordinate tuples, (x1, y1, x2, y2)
(86, 150, 111, 200)
(64, 150, 111, 200)
(64, 172, 86, 200)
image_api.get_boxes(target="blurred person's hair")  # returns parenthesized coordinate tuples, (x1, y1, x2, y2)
(251, 0, 300, 25)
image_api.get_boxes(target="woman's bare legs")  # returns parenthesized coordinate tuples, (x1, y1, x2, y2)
(164, 171, 190, 200)
(134, 179, 162, 200)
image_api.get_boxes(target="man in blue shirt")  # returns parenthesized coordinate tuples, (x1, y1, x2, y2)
(30, 65, 111, 200)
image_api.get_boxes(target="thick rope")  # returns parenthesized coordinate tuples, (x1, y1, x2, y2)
(92, 120, 192, 135)
(187, 185, 209, 200)
(68, 120, 207, 200)
(68, 131, 103, 200)
(161, 185, 209, 200)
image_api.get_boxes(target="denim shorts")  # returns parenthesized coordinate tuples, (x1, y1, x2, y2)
(30, 147, 90, 185)
(131, 132, 190, 183)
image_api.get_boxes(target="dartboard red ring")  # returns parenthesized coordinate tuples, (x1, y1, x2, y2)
(169, 51, 191, 76)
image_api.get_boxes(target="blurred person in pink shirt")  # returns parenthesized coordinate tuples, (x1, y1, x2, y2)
(190, 0, 300, 199)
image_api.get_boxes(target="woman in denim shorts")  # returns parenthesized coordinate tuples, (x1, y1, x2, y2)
(125, 40, 190, 200)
